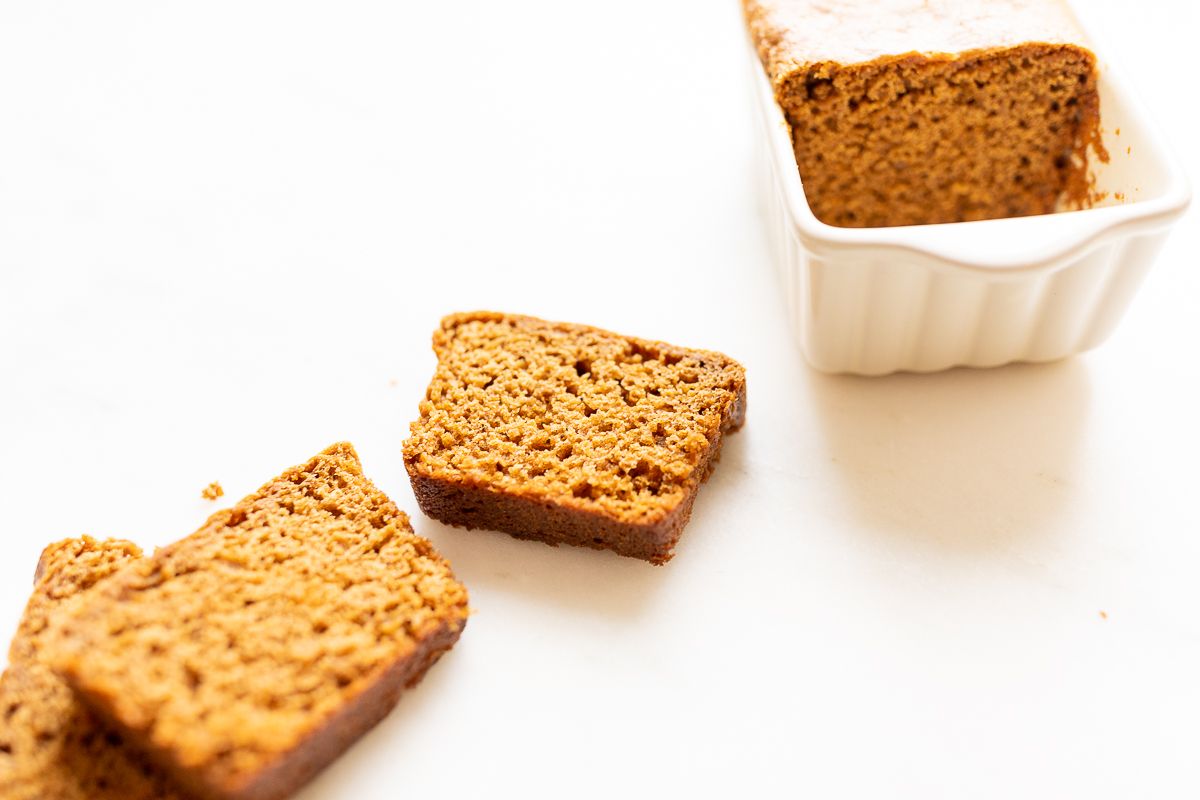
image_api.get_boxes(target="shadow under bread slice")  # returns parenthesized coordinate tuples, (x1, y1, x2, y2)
(51, 443, 470, 800)
(0, 536, 186, 800)
(403, 312, 747, 564)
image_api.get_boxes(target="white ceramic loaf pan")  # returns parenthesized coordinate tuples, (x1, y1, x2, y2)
(750, 3, 1191, 376)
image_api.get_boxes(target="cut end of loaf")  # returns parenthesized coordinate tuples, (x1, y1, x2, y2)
(744, 0, 1108, 228)
(779, 44, 1105, 227)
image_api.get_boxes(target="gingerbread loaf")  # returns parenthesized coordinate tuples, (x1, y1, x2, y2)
(403, 312, 746, 564)
(50, 443, 469, 800)
(0, 537, 185, 800)
(744, 0, 1107, 227)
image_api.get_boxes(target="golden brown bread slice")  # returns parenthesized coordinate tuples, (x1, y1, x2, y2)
(0, 537, 186, 800)
(403, 312, 747, 563)
(51, 443, 469, 800)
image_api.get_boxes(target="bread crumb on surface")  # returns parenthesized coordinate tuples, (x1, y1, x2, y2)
(201, 481, 224, 501)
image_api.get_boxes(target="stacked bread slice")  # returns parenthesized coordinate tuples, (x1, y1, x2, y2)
(0, 443, 468, 800)
(0, 537, 184, 800)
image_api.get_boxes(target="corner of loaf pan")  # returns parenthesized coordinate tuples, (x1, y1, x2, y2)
(747, 0, 1192, 376)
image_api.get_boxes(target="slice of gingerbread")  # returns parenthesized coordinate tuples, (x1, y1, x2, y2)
(0, 536, 186, 800)
(403, 312, 746, 564)
(50, 443, 469, 800)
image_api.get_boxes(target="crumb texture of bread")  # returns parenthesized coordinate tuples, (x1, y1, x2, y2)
(201, 481, 225, 501)
(403, 312, 746, 563)
(744, 0, 1107, 227)
(0, 536, 186, 800)
(51, 443, 469, 800)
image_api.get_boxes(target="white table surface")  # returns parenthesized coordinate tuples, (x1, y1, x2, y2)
(1, 1, 1197, 797)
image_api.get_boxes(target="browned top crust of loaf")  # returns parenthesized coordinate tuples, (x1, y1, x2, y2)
(744, 0, 1107, 227)
(51, 443, 469, 800)
(403, 312, 746, 527)
(0, 537, 185, 800)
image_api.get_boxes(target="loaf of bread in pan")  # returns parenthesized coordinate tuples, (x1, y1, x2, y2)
(744, 0, 1107, 227)
(51, 443, 469, 800)
(403, 312, 746, 564)
(0, 537, 185, 800)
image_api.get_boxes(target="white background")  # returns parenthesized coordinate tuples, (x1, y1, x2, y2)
(1, 1, 1197, 797)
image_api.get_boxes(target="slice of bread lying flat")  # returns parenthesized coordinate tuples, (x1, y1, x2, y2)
(403, 312, 747, 564)
(0, 537, 184, 800)
(51, 443, 469, 800)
